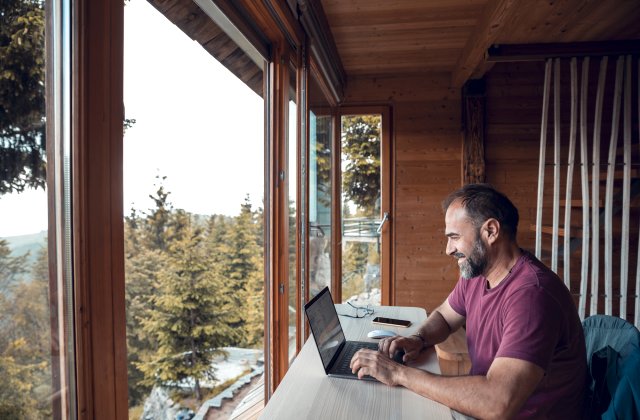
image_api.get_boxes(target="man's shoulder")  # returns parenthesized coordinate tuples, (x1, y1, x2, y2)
(512, 251, 562, 287)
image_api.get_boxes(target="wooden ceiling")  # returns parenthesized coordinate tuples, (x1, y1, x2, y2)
(320, 0, 640, 87)
(151, 0, 640, 93)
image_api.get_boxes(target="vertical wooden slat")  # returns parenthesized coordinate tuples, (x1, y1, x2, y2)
(536, 60, 553, 259)
(578, 57, 590, 320)
(563, 58, 578, 289)
(590, 57, 607, 316)
(620, 55, 632, 320)
(604, 56, 624, 316)
(552, 58, 561, 273)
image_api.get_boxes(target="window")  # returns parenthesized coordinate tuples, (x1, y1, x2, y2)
(287, 62, 299, 364)
(0, 0, 75, 417)
(308, 71, 334, 301)
(123, 0, 266, 416)
(340, 113, 383, 305)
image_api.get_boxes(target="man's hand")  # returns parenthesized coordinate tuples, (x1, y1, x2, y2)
(378, 335, 425, 363)
(349, 348, 404, 385)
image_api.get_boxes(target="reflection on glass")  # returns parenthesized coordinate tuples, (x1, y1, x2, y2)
(0, 0, 72, 416)
(341, 115, 382, 306)
(287, 66, 298, 364)
(309, 111, 332, 300)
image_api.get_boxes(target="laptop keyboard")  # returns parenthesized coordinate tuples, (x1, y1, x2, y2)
(334, 342, 378, 375)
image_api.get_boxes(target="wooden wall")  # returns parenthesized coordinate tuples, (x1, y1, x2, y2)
(344, 73, 462, 312)
(484, 62, 543, 257)
(346, 59, 640, 322)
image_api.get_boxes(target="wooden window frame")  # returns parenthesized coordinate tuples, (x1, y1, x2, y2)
(65, 0, 337, 412)
(71, 0, 128, 418)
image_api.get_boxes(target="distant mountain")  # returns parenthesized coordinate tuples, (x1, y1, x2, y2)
(2, 230, 47, 264)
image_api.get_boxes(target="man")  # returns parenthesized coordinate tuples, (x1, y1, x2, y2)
(350, 184, 586, 419)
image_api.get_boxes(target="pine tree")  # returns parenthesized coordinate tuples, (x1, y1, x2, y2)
(218, 197, 264, 347)
(0, 239, 29, 293)
(141, 176, 173, 252)
(125, 246, 164, 406)
(138, 218, 237, 401)
(0, 244, 51, 418)
(241, 198, 264, 347)
(1, 0, 46, 195)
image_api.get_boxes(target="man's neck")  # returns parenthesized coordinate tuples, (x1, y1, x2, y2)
(484, 245, 522, 289)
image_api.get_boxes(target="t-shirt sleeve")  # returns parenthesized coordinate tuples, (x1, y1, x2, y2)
(447, 278, 467, 317)
(495, 285, 562, 370)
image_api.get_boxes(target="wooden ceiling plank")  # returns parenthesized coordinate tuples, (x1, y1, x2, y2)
(202, 33, 238, 61)
(450, 0, 522, 88)
(324, 7, 483, 28)
(321, 0, 486, 15)
(331, 26, 473, 43)
(494, 0, 573, 44)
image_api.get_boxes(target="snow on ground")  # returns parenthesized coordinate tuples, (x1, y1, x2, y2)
(140, 347, 263, 420)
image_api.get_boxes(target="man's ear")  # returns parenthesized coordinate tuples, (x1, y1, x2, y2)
(482, 218, 500, 245)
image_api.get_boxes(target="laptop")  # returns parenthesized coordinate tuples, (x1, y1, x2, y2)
(304, 287, 380, 381)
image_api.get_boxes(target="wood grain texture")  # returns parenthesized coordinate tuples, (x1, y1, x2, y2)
(344, 73, 461, 313)
(451, 0, 521, 87)
(73, 0, 128, 418)
(317, 0, 640, 83)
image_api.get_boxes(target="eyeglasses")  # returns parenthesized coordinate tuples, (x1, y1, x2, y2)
(339, 301, 374, 318)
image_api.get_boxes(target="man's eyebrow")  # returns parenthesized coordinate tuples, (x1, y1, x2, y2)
(445, 232, 459, 238)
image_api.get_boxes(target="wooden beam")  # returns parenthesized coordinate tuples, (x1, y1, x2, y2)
(487, 41, 640, 62)
(451, 0, 520, 88)
(462, 79, 486, 184)
(298, 0, 346, 103)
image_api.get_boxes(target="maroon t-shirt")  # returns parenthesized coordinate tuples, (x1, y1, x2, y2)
(448, 251, 586, 418)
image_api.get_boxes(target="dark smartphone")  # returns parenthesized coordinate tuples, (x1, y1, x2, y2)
(372, 316, 411, 328)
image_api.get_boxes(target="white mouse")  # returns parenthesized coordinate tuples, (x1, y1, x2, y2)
(367, 329, 397, 339)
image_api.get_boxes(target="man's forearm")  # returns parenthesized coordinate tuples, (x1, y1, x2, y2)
(417, 309, 456, 347)
(395, 367, 514, 419)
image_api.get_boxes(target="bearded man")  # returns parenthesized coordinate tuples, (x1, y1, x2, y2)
(350, 184, 586, 419)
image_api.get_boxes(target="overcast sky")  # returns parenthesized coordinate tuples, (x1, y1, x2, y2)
(0, 0, 265, 238)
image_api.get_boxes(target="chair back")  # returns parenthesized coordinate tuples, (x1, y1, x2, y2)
(583, 315, 640, 358)
(582, 315, 640, 419)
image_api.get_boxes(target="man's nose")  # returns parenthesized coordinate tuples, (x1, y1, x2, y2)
(446, 239, 455, 256)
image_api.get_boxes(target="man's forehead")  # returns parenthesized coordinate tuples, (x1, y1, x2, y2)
(445, 202, 474, 231)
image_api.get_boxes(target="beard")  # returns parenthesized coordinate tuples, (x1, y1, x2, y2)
(456, 236, 488, 280)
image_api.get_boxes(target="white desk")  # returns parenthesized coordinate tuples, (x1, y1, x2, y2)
(260, 305, 452, 419)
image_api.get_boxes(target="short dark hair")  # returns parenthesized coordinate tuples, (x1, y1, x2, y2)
(442, 184, 519, 239)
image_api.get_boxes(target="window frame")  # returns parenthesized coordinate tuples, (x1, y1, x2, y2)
(334, 106, 394, 306)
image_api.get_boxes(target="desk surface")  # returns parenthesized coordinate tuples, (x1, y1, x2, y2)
(260, 305, 452, 419)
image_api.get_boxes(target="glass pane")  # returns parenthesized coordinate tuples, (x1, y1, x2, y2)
(309, 111, 332, 299)
(124, 1, 265, 417)
(0, 0, 74, 416)
(341, 115, 382, 306)
(287, 65, 298, 364)
(308, 70, 332, 301)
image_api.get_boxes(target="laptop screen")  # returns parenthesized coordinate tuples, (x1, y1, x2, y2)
(305, 288, 346, 369)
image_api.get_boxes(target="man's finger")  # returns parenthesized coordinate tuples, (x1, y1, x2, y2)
(403, 349, 419, 362)
(357, 366, 370, 380)
(388, 339, 401, 358)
